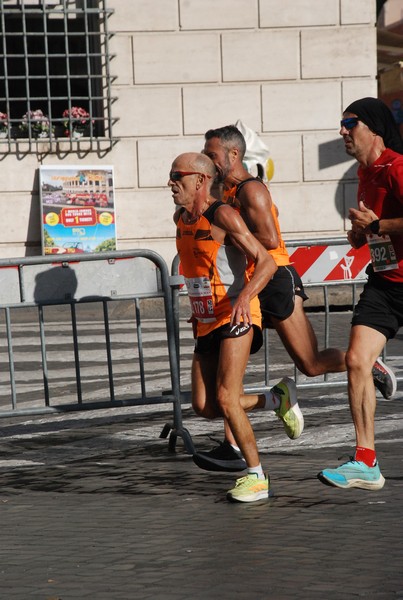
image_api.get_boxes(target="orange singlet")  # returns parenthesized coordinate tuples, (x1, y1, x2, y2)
(176, 201, 262, 337)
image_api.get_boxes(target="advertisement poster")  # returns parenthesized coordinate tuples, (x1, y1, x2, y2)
(39, 165, 116, 255)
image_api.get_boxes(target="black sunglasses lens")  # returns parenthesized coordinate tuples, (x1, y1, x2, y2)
(170, 171, 181, 181)
(341, 118, 358, 130)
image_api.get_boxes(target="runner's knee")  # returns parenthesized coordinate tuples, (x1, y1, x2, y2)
(215, 389, 233, 419)
(345, 347, 370, 375)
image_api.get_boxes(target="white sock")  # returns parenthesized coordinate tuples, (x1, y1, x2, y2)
(230, 443, 241, 452)
(263, 389, 280, 411)
(247, 464, 265, 479)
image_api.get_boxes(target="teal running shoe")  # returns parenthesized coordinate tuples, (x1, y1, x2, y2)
(318, 459, 385, 490)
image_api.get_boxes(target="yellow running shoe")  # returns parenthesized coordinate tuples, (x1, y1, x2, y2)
(226, 473, 269, 503)
(272, 377, 304, 439)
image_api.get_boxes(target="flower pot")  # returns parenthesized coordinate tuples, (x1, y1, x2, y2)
(69, 124, 90, 138)
(72, 129, 85, 139)
(0, 130, 8, 138)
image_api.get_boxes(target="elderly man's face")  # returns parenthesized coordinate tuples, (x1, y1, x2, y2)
(168, 159, 201, 209)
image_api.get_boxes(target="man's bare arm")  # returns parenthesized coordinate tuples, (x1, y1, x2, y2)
(237, 181, 279, 249)
(214, 204, 277, 325)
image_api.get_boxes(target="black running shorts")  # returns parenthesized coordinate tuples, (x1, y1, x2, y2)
(352, 266, 403, 340)
(194, 322, 263, 355)
(258, 265, 308, 328)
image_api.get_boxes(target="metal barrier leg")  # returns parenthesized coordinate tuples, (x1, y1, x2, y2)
(158, 260, 195, 454)
(160, 421, 195, 455)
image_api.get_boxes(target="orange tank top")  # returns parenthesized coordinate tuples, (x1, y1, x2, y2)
(176, 202, 262, 337)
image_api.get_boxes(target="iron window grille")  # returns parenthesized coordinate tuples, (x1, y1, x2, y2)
(0, 0, 117, 152)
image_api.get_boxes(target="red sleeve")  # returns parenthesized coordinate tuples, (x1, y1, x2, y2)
(387, 158, 403, 205)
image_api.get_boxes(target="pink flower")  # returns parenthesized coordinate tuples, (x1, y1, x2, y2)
(0, 112, 8, 129)
(63, 106, 93, 129)
(20, 109, 52, 135)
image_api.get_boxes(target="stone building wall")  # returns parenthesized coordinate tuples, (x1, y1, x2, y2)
(1, 0, 378, 265)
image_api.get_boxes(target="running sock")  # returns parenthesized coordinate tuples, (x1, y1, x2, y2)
(262, 390, 280, 411)
(247, 464, 265, 479)
(230, 443, 241, 452)
(355, 446, 377, 467)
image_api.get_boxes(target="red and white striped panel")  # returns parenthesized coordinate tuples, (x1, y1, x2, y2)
(288, 243, 370, 284)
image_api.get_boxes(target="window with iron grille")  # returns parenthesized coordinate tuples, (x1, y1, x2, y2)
(0, 0, 116, 151)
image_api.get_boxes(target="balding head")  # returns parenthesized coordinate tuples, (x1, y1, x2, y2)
(171, 152, 216, 188)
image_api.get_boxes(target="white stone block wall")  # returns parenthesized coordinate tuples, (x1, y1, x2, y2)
(0, 0, 379, 265)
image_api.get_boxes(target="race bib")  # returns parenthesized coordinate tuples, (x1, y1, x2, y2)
(366, 234, 398, 272)
(185, 276, 216, 323)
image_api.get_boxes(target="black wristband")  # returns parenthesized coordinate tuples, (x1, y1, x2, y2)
(369, 219, 380, 235)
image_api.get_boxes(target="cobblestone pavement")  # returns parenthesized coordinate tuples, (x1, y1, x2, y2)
(1, 313, 403, 599)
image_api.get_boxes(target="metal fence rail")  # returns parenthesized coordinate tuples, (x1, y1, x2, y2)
(0, 250, 194, 453)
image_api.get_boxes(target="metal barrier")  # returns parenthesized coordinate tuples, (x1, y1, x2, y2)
(2, 239, 400, 454)
(0, 250, 194, 453)
(171, 237, 402, 395)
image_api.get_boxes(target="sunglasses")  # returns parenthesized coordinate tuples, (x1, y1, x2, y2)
(340, 117, 359, 130)
(169, 170, 212, 181)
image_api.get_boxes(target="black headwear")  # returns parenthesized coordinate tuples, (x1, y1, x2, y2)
(344, 97, 403, 154)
